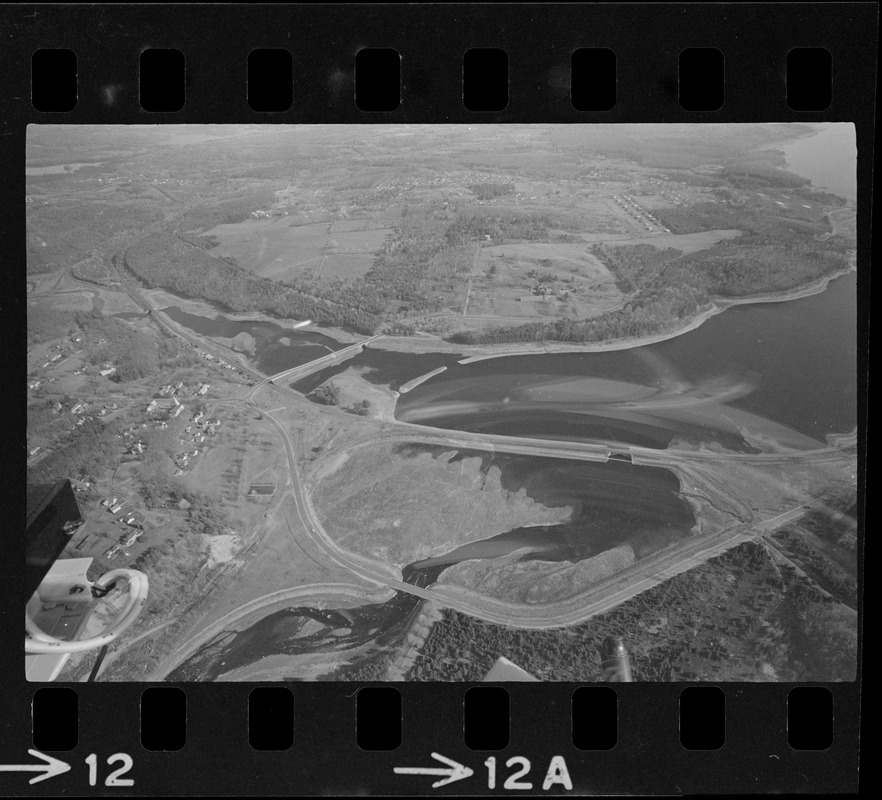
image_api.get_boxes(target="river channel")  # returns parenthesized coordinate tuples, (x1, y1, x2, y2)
(171, 124, 857, 680)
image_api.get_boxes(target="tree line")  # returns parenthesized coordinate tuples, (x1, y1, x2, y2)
(124, 232, 382, 333)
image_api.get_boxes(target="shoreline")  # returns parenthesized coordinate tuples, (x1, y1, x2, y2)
(371, 266, 855, 364)
(145, 264, 854, 367)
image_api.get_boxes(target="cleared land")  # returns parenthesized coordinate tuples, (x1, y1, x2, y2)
(470, 242, 623, 322)
(310, 442, 572, 567)
(202, 218, 391, 281)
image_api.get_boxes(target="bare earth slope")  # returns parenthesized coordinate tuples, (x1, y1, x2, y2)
(311, 443, 571, 567)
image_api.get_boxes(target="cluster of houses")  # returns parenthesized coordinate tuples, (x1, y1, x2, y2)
(147, 395, 186, 418)
(173, 411, 221, 476)
(38, 344, 67, 370)
(157, 381, 185, 397)
(53, 400, 119, 418)
(119, 422, 150, 455)
(31, 334, 117, 386)
(98, 496, 145, 560)
(197, 349, 235, 370)
(612, 195, 670, 234)
(643, 179, 686, 207)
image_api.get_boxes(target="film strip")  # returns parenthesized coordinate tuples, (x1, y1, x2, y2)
(3, 3, 871, 796)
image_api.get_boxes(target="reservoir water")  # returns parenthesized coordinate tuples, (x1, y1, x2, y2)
(395, 272, 856, 451)
(394, 124, 856, 449)
(403, 445, 696, 569)
(175, 124, 857, 680)
(160, 305, 344, 374)
(780, 123, 856, 200)
(169, 445, 697, 681)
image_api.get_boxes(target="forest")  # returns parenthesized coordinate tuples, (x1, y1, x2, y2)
(469, 183, 515, 201)
(75, 312, 160, 383)
(27, 201, 161, 274)
(407, 541, 856, 682)
(137, 465, 231, 535)
(124, 232, 381, 333)
(28, 417, 122, 484)
(174, 187, 282, 233)
(285, 207, 474, 319)
(450, 199, 850, 346)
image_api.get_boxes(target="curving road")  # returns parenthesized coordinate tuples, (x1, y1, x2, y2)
(211, 398, 816, 631)
(112, 273, 853, 665)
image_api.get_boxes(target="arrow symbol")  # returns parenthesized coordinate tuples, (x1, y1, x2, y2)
(394, 752, 474, 788)
(0, 750, 71, 784)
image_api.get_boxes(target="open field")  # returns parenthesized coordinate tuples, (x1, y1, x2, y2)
(461, 241, 624, 325)
(202, 218, 391, 281)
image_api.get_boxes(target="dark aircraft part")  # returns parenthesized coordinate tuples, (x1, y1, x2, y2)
(26, 481, 83, 599)
(600, 636, 634, 682)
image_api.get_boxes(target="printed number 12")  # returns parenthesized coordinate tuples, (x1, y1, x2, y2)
(85, 753, 134, 787)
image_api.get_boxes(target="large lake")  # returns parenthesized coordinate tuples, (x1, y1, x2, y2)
(781, 123, 856, 200)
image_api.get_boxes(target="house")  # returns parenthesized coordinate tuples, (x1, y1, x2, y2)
(146, 400, 158, 413)
(71, 402, 85, 414)
(110, 504, 123, 514)
(173, 404, 185, 418)
(198, 383, 211, 396)
(53, 402, 64, 413)
(104, 545, 121, 560)
(120, 530, 142, 548)
(28, 380, 41, 389)
(29, 446, 41, 456)
(99, 367, 116, 377)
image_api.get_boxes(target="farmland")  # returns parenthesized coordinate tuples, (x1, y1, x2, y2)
(202, 217, 393, 281)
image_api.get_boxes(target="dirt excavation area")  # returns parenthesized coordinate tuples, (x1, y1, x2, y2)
(438, 544, 638, 605)
(309, 443, 572, 568)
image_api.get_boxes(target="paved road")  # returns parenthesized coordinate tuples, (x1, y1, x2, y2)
(111, 280, 851, 651)
(247, 335, 384, 396)
(233, 400, 814, 630)
(314, 421, 853, 472)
